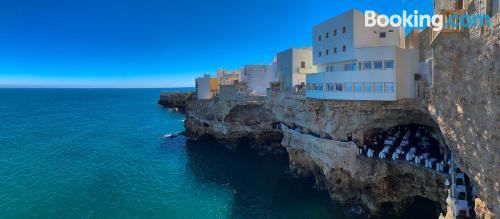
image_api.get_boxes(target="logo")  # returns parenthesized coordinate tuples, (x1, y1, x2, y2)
(365, 10, 490, 31)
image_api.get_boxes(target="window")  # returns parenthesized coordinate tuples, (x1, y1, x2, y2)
(344, 63, 356, 71)
(388, 29, 394, 32)
(342, 45, 346, 52)
(364, 83, 373, 92)
(318, 35, 322, 41)
(301, 61, 306, 68)
(362, 61, 372, 70)
(327, 83, 334, 91)
(379, 32, 386, 38)
(374, 82, 384, 93)
(344, 83, 353, 92)
(318, 51, 322, 57)
(335, 83, 343, 92)
(325, 49, 329, 55)
(325, 32, 329, 38)
(374, 61, 383, 70)
(384, 60, 394, 69)
(333, 29, 337, 36)
(307, 84, 311, 90)
(354, 83, 362, 92)
(334, 47, 337, 53)
(342, 26, 346, 33)
(384, 82, 394, 93)
(316, 83, 323, 91)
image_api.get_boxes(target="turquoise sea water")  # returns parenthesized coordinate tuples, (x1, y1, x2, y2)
(0, 89, 439, 219)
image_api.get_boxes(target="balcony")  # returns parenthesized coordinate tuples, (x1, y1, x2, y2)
(430, 9, 466, 46)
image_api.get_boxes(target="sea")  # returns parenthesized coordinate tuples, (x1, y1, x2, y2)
(0, 88, 440, 219)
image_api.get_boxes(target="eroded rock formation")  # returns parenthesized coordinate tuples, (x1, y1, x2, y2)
(184, 95, 282, 147)
(158, 91, 190, 111)
(427, 29, 500, 219)
(281, 125, 448, 215)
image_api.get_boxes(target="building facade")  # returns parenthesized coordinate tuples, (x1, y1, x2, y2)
(275, 48, 316, 92)
(306, 9, 419, 101)
(238, 64, 275, 95)
(216, 68, 240, 86)
(195, 74, 219, 100)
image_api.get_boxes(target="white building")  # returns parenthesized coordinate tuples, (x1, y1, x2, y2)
(306, 9, 419, 101)
(239, 64, 275, 95)
(216, 68, 239, 86)
(275, 48, 316, 91)
(195, 74, 218, 100)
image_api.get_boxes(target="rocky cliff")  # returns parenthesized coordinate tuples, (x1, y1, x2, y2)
(184, 94, 283, 148)
(173, 87, 497, 217)
(281, 125, 448, 215)
(267, 92, 444, 143)
(158, 91, 190, 111)
(426, 23, 500, 218)
(181, 91, 450, 216)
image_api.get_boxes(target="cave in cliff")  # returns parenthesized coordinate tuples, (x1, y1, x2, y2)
(359, 123, 478, 218)
(362, 123, 449, 162)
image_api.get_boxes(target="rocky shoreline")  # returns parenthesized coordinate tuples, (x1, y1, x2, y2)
(159, 85, 498, 218)
(158, 91, 190, 111)
(160, 92, 449, 216)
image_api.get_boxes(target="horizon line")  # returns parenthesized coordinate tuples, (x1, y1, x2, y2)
(0, 86, 195, 89)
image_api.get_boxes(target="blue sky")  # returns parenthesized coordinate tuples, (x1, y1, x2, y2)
(0, 0, 432, 88)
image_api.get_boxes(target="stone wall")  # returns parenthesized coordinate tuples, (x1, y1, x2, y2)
(425, 17, 500, 218)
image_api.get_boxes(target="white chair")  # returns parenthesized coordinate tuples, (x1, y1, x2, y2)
(384, 140, 393, 146)
(436, 161, 445, 172)
(382, 146, 391, 153)
(425, 158, 437, 169)
(415, 156, 422, 165)
(422, 152, 430, 159)
(367, 149, 374, 158)
(455, 173, 466, 185)
(391, 152, 399, 160)
(379, 151, 386, 159)
(405, 151, 415, 161)
(455, 185, 467, 200)
(453, 199, 470, 217)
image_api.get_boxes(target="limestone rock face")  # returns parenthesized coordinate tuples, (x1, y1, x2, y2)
(267, 93, 443, 142)
(184, 95, 282, 146)
(427, 22, 500, 218)
(158, 91, 190, 110)
(281, 125, 448, 215)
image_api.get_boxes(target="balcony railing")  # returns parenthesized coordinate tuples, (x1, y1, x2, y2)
(430, 9, 466, 46)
